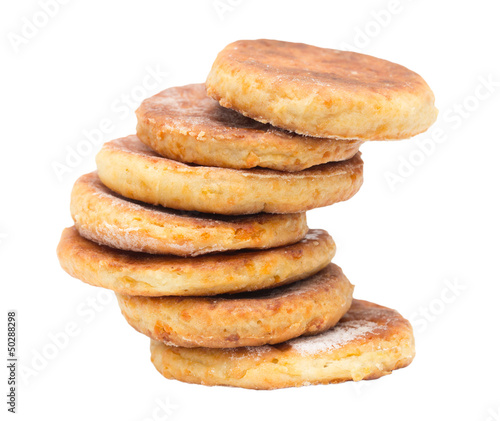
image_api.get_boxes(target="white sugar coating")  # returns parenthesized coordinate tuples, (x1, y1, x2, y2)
(76, 223, 162, 253)
(227, 322, 381, 360)
(300, 229, 324, 242)
(76, 223, 221, 256)
(288, 320, 382, 355)
(227, 317, 386, 360)
(141, 84, 290, 135)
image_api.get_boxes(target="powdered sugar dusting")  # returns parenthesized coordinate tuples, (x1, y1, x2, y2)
(300, 229, 324, 243)
(288, 320, 382, 355)
(227, 319, 382, 360)
(76, 223, 215, 256)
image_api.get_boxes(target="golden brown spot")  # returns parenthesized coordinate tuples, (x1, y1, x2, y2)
(180, 311, 191, 321)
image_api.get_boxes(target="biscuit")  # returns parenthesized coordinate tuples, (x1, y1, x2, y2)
(96, 136, 363, 215)
(71, 172, 308, 256)
(56, 228, 335, 296)
(116, 264, 353, 348)
(150, 299, 415, 389)
(206, 39, 437, 140)
(136, 84, 362, 171)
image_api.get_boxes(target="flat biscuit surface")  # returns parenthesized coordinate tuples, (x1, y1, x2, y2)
(150, 299, 415, 389)
(57, 227, 335, 296)
(96, 136, 363, 215)
(136, 84, 362, 171)
(71, 172, 308, 256)
(117, 264, 353, 348)
(206, 39, 438, 140)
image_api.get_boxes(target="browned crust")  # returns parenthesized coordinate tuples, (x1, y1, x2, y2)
(56, 227, 336, 296)
(206, 39, 437, 140)
(70, 172, 308, 256)
(136, 84, 362, 171)
(116, 264, 353, 347)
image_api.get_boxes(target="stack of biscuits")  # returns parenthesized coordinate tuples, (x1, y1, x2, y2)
(57, 39, 437, 389)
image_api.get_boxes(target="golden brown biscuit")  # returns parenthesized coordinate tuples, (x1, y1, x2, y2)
(71, 172, 308, 256)
(56, 228, 335, 296)
(116, 264, 353, 348)
(96, 136, 363, 215)
(206, 39, 437, 140)
(150, 299, 415, 389)
(136, 84, 363, 171)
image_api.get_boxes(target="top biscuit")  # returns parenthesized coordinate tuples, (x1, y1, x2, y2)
(206, 39, 438, 140)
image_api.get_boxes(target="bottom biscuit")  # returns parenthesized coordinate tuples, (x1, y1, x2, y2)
(150, 299, 415, 389)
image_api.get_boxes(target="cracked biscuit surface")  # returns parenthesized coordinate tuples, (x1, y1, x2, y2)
(96, 136, 363, 215)
(206, 39, 437, 140)
(117, 263, 353, 348)
(136, 84, 362, 171)
(56, 228, 335, 296)
(150, 299, 415, 389)
(71, 172, 308, 256)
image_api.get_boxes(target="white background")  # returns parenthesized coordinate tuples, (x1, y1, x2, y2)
(2, 1, 499, 420)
